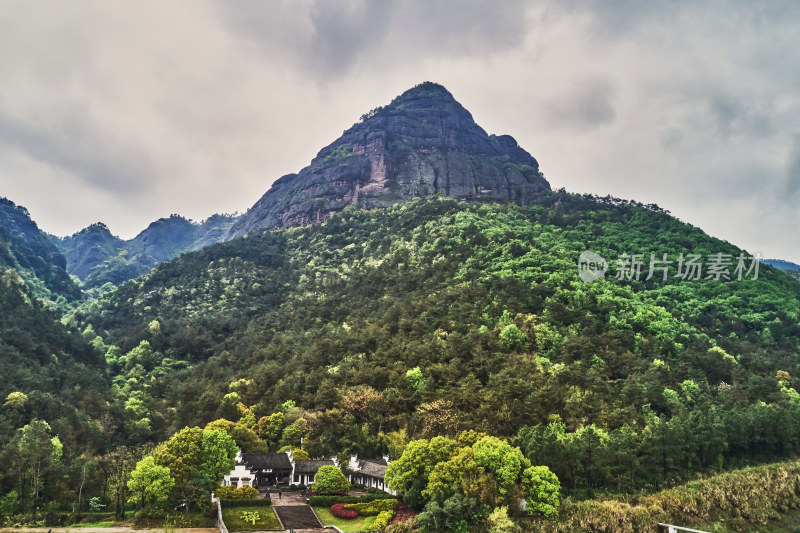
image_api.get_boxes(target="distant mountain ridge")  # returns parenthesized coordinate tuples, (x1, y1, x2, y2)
(763, 259, 800, 271)
(763, 258, 800, 282)
(51, 213, 237, 288)
(228, 82, 550, 239)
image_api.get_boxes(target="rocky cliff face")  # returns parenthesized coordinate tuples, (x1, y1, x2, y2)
(228, 82, 550, 239)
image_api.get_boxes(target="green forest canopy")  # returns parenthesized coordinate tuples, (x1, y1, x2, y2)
(4, 193, 800, 516)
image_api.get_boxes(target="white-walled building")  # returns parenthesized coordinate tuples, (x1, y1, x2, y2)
(222, 450, 293, 488)
(344, 455, 395, 495)
(290, 459, 336, 486)
(222, 450, 394, 494)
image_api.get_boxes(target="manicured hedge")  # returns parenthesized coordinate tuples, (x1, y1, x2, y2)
(359, 493, 396, 503)
(216, 485, 260, 499)
(309, 494, 396, 507)
(367, 510, 395, 530)
(344, 499, 397, 516)
(219, 498, 271, 507)
(309, 495, 359, 506)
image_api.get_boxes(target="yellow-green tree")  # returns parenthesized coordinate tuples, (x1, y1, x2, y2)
(127, 456, 174, 509)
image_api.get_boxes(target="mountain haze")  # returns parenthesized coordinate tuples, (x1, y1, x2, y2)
(51, 214, 237, 288)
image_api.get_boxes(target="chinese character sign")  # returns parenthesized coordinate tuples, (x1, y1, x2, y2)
(578, 251, 761, 282)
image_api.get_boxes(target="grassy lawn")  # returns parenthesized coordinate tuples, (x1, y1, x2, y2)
(222, 506, 281, 531)
(132, 510, 216, 528)
(313, 507, 375, 533)
(68, 521, 116, 527)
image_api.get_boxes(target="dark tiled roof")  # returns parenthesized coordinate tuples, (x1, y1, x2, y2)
(241, 452, 292, 471)
(356, 460, 388, 479)
(295, 460, 335, 474)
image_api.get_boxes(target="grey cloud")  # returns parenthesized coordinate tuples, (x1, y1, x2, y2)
(559, 1, 800, 40)
(543, 80, 616, 129)
(0, 109, 155, 195)
(217, 0, 530, 80)
(0, 0, 798, 261)
(707, 94, 773, 140)
(656, 89, 774, 150)
(308, 1, 394, 75)
(786, 136, 800, 198)
(385, 0, 529, 55)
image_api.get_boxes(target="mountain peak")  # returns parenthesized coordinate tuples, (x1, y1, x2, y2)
(228, 83, 550, 239)
(394, 81, 455, 102)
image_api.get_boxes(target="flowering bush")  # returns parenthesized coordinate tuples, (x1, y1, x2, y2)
(331, 503, 358, 519)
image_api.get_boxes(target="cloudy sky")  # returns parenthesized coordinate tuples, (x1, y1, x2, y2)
(1, 1, 799, 261)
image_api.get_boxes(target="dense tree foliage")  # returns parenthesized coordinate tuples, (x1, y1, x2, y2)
(386, 432, 559, 529)
(4, 193, 800, 528)
(66, 196, 800, 470)
(0, 197, 80, 306)
(0, 269, 109, 512)
(127, 456, 174, 509)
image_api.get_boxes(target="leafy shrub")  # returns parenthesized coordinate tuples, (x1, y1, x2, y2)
(0, 491, 19, 516)
(309, 495, 359, 507)
(331, 503, 358, 519)
(291, 448, 311, 460)
(486, 506, 516, 533)
(88, 497, 106, 512)
(360, 493, 396, 502)
(323, 145, 356, 163)
(311, 465, 351, 495)
(367, 509, 395, 530)
(310, 494, 393, 507)
(383, 522, 414, 533)
(133, 507, 167, 526)
(344, 499, 397, 516)
(416, 494, 484, 533)
(215, 485, 259, 500)
(219, 498, 271, 507)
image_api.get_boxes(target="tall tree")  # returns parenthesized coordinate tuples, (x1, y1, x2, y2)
(127, 456, 174, 510)
(13, 420, 61, 510)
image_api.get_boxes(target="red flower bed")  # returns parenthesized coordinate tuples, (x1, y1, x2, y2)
(391, 502, 418, 524)
(331, 503, 359, 519)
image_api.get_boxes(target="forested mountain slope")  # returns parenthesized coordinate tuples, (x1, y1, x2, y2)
(73, 194, 800, 490)
(0, 267, 108, 453)
(51, 214, 237, 289)
(0, 197, 81, 307)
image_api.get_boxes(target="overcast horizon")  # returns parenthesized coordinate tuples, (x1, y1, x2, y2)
(1, 1, 799, 262)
